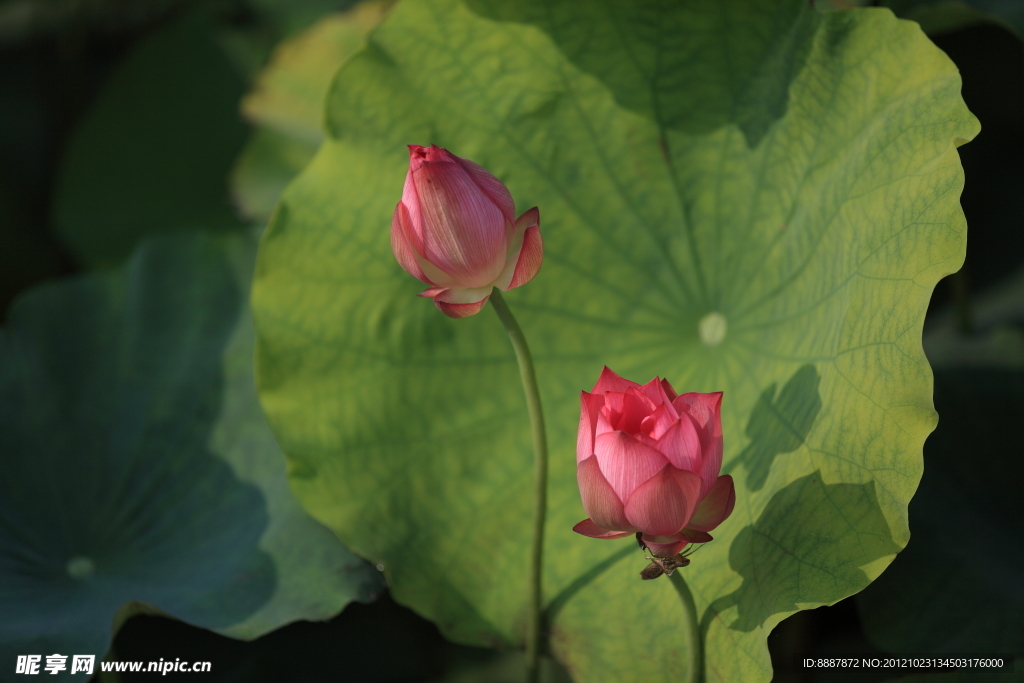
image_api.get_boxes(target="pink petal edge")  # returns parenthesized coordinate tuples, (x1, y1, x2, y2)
(412, 156, 507, 286)
(660, 378, 678, 402)
(686, 475, 736, 532)
(674, 391, 724, 497)
(577, 455, 634, 532)
(639, 534, 690, 558)
(637, 376, 671, 407)
(493, 208, 537, 291)
(391, 202, 430, 284)
(674, 391, 723, 441)
(624, 466, 703, 536)
(450, 152, 516, 227)
(594, 431, 668, 501)
(615, 389, 658, 434)
(653, 413, 703, 472)
(428, 285, 495, 304)
(572, 518, 633, 539)
(592, 366, 639, 394)
(639, 401, 680, 440)
(433, 296, 490, 318)
(680, 529, 713, 543)
(506, 219, 542, 290)
(577, 391, 604, 464)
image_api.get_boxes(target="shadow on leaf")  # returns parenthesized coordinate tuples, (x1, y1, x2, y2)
(725, 364, 822, 491)
(701, 472, 899, 635)
(464, 0, 819, 147)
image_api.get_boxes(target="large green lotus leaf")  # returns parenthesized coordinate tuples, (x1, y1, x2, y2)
(53, 16, 248, 268)
(0, 232, 381, 680)
(252, 0, 977, 680)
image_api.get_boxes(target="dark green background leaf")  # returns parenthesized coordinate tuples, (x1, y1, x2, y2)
(0, 232, 381, 679)
(53, 16, 248, 267)
(883, 0, 1024, 38)
(857, 368, 1024, 651)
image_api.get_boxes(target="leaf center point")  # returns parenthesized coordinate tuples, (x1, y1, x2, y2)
(66, 556, 96, 580)
(699, 312, 727, 347)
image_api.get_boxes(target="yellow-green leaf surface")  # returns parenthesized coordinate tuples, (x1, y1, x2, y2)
(252, 1, 978, 680)
(231, 2, 394, 221)
(240, 0, 395, 146)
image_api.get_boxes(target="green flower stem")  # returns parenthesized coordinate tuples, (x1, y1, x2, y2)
(669, 571, 704, 683)
(489, 288, 548, 683)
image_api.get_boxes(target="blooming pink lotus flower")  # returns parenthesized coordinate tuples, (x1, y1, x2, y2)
(573, 367, 736, 557)
(391, 145, 543, 318)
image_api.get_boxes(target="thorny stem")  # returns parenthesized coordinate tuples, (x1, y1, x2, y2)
(489, 288, 549, 683)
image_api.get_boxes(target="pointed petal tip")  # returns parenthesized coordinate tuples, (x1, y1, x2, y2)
(593, 366, 638, 394)
(504, 224, 543, 290)
(517, 206, 539, 227)
(572, 518, 633, 539)
(660, 378, 678, 401)
(681, 529, 713, 543)
(653, 413, 702, 470)
(687, 475, 736, 532)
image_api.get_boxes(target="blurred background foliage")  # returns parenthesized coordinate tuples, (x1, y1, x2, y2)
(0, 0, 1021, 680)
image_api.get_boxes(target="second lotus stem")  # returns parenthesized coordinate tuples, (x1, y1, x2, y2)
(489, 288, 548, 683)
(669, 571, 703, 683)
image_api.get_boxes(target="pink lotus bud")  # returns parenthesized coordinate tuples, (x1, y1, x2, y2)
(391, 145, 543, 318)
(572, 367, 736, 557)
